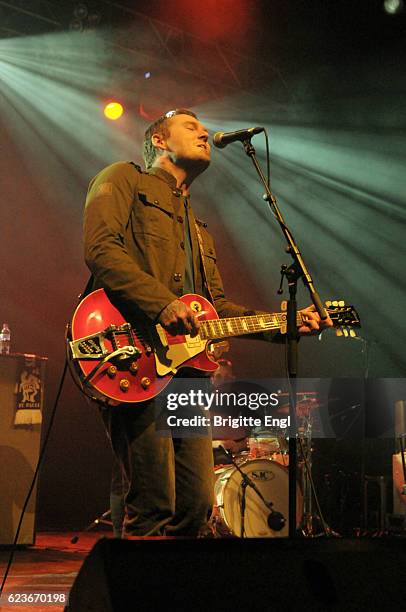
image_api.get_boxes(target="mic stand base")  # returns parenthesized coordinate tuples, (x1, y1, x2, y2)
(300, 523, 342, 539)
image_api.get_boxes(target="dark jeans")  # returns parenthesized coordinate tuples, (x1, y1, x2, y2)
(101, 399, 214, 537)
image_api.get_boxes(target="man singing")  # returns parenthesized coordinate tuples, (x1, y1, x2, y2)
(83, 109, 330, 537)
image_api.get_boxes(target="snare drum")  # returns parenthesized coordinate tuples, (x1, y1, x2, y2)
(213, 458, 302, 538)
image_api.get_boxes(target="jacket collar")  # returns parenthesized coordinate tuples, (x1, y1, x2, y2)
(147, 167, 177, 189)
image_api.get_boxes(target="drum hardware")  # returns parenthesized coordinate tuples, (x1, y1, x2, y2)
(399, 434, 406, 489)
(276, 391, 340, 537)
(297, 414, 340, 538)
(217, 445, 286, 537)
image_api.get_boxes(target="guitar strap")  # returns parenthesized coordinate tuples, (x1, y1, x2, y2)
(194, 221, 215, 305)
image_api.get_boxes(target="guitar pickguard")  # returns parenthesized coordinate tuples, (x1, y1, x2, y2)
(154, 324, 207, 375)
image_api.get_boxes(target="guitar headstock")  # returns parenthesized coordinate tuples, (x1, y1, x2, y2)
(325, 300, 361, 338)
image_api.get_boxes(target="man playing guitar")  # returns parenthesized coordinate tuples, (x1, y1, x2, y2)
(82, 109, 332, 538)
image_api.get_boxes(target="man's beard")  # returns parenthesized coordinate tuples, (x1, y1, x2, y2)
(175, 155, 210, 175)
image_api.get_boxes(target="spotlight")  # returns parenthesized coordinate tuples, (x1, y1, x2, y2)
(144, 71, 151, 79)
(383, 0, 404, 14)
(104, 102, 124, 121)
(74, 3, 88, 20)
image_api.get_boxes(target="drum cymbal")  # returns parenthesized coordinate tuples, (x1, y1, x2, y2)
(278, 394, 323, 415)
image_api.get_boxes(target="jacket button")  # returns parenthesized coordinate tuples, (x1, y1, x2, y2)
(180, 241, 185, 250)
(177, 216, 183, 223)
(154, 199, 159, 205)
(173, 273, 182, 281)
(172, 188, 181, 197)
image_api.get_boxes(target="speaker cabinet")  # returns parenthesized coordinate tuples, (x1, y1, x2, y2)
(66, 538, 406, 611)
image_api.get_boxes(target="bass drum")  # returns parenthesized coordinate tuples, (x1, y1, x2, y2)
(213, 458, 302, 538)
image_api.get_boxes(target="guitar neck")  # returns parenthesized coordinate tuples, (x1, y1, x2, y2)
(199, 311, 304, 340)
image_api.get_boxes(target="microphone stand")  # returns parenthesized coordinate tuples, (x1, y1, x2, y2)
(219, 446, 285, 537)
(241, 138, 328, 537)
(240, 480, 248, 538)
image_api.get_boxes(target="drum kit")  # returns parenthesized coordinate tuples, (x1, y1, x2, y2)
(208, 343, 333, 538)
(211, 392, 332, 538)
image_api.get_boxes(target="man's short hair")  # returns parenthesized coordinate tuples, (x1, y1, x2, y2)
(142, 108, 197, 170)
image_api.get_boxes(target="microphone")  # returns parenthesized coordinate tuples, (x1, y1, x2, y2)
(213, 126, 264, 149)
(267, 510, 286, 532)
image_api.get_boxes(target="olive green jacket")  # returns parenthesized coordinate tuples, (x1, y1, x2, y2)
(83, 162, 251, 323)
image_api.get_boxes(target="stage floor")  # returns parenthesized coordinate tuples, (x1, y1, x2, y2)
(0, 532, 106, 611)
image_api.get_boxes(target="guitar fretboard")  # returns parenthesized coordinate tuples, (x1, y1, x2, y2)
(198, 312, 305, 340)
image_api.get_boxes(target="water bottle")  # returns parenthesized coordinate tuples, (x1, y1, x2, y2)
(0, 323, 11, 355)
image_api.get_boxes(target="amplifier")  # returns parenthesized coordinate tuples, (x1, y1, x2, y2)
(0, 353, 46, 545)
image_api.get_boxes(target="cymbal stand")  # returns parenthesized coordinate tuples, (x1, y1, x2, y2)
(400, 433, 406, 495)
(297, 415, 338, 537)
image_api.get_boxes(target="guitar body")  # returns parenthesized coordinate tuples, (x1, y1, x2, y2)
(69, 290, 218, 404)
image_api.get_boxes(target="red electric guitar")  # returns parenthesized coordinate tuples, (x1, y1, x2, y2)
(67, 289, 361, 405)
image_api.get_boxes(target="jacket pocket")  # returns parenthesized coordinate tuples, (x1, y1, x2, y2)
(133, 192, 174, 240)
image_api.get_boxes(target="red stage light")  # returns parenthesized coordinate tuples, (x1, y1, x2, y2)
(159, 0, 253, 42)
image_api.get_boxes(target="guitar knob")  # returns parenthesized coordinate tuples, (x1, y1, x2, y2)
(129, 361, 139, 373)
(119, 378, 130, 392)
(140, 376, 151, 389)
(107, 365, 117, 378)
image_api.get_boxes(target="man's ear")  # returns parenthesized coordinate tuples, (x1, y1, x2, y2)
(151, 132, 167, 151)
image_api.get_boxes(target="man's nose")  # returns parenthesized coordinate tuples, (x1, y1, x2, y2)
(198, 129, 209, 142)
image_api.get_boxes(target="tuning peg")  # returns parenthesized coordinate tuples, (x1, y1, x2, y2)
(281, 300, 287, 312)
(350, 329, 357, 337)
(325, 300, 332, 307)
(339, 300, 345, 307)
(332, 300, 339, 307)
(336, 328, 343, 337)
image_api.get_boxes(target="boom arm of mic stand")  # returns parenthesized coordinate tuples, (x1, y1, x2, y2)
(241, 139, 328, 320)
